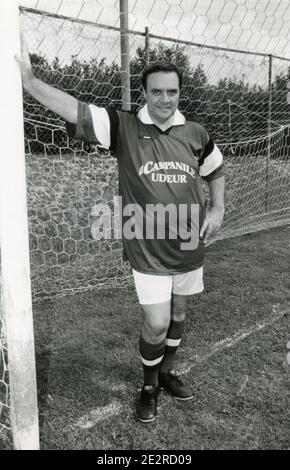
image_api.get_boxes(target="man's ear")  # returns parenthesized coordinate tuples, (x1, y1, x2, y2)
(140, 86, 146, 106)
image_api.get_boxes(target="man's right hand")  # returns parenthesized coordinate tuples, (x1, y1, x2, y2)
(14, 33, 78, 123)
(15, 34, 34, 85)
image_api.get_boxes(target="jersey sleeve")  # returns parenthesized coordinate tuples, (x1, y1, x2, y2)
(66, 101, 119, 151)
(199, 129, 224, 182)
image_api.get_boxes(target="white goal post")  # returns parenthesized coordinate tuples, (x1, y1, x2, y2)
(0, 0, 39, 450)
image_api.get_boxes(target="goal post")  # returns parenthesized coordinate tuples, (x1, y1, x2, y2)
(119, 0, 131, 111)
(0, 0, 39, 450)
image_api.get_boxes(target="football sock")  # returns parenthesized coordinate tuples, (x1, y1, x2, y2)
(139, 334, 165, 387)
(159, 319, 185, 374)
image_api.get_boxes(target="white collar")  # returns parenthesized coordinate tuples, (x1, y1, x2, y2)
(137, 104, 185, 127)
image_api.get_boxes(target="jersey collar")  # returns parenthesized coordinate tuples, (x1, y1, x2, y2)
(138, 104, 185, 127)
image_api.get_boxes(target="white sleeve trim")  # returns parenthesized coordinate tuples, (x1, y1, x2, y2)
(199, 143, 223, 177)
(88, 104, 111, 149)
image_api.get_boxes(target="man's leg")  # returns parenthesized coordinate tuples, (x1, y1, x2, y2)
(140, 300, 171, 387)
(159, 294, 187, 375)
(132, 269, 172, 422)
(136, 301, 171, 423)
(158, 267, 204, 400)
(158, 294, 194, 400)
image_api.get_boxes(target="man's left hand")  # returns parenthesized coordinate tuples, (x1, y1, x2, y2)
(200, 206, 224, 246)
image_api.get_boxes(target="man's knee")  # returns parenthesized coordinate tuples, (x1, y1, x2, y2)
(143, 316, 170, 343)
(141, 301, 171, 343)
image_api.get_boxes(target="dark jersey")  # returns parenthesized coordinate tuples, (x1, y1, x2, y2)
(66, 103, 224, 274)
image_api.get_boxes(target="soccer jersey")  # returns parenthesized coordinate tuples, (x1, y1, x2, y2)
(66, 103, 224, 274)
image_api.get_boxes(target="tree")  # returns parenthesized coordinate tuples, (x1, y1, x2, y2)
(23, 46, 289, 156)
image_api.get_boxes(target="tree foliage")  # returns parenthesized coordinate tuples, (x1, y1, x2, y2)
(24, 44, 290, 157)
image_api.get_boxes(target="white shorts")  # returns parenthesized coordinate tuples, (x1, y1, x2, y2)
(132, 267, 204, 305)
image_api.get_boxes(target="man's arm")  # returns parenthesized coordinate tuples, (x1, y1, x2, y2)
(200, 175, 225, 245)
(15, 35, 78, 123)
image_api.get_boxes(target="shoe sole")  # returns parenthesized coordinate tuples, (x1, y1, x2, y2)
(137, 415, 157, 423)
(174, 395, 194, 401)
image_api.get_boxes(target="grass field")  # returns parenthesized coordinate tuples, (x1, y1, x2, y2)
(1, 224, 290, 450)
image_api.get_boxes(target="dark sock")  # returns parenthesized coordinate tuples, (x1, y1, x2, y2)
(139, 335, 165, 387)
(159, 319, 185, 374)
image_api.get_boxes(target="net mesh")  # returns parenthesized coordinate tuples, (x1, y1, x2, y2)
(1, 0, 290, 446)
(0, 306, 10, 446)
(17, 6, 290, 301)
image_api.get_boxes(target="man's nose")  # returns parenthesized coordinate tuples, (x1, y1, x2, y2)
(160, 92, 170, 103)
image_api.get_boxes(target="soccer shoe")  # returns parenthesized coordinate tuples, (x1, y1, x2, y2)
(136, 384, 158, 423)
(159, 369, 194, 401)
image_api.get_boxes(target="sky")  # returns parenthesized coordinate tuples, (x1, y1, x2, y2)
(19, 0, 290, 58)
(18, 0, 290, 88)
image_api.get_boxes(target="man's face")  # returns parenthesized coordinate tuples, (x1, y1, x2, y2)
(143, 71, 180, 124)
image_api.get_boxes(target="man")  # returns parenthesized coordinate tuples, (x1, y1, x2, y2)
(16, 40, 225, 423)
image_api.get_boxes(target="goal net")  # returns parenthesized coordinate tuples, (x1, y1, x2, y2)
(1, 0, 290, 448)
(13, 4, 290, 301)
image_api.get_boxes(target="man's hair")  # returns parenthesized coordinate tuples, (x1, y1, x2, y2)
(141, 62, 183, 91)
